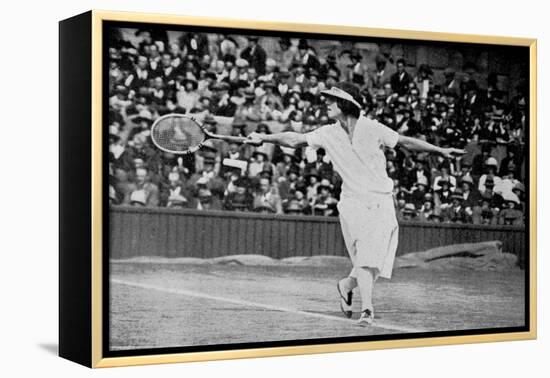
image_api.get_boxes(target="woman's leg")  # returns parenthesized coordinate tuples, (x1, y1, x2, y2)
(355, 266, 379, 312)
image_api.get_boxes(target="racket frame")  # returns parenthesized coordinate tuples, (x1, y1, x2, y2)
(150, 113, 258, 155)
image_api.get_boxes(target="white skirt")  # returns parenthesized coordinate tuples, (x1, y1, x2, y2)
(337, 194, 399, 279)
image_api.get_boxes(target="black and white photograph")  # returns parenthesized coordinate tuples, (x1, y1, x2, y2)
(105, 20, 530, 355)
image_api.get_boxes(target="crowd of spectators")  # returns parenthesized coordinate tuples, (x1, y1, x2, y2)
(108, 28, 527, 226)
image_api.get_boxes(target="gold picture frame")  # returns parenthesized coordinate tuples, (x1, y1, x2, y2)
(59, 9, 537, 368)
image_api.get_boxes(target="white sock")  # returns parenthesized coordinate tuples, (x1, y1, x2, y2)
(355, 267, 378, 312)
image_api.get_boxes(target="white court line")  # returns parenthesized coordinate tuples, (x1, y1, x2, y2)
(112, 279, 425, 334)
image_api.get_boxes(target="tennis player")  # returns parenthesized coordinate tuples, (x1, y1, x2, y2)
(247, 82, 464, 326)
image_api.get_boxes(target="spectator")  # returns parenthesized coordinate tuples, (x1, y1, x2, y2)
(459, 176, 482, 224)
(498, 194, 524, 226)
(399, 203, 418, 221)
(176, 77, 200, 112)
(410, 177, 429, 209)
(285, 198, 306, 215)
(390, 58, 412, 96)
(240, 36, 267, 75)
(418, 194, 436, 221)
(252, 177, 283, 214)
(433, 165, 457, 191)
(223, 177, 253, 211)
(445, 189, 467, 223)
(210, 82, 237, 116)
(124, 167, 159, 207)
(311, 180, 338, 216)
(478, 157, 502, 192)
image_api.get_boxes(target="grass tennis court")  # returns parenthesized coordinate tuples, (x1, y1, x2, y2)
(109, 260, 525, 351)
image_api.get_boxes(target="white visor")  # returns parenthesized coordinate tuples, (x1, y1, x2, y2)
(321, 87, 362, 109)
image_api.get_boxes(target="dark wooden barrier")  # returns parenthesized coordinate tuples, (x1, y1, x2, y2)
(110, 206, 526, 265)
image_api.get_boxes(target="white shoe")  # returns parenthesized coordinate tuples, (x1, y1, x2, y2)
(337, 279, 353, 318)
(357, 309, 374, 326)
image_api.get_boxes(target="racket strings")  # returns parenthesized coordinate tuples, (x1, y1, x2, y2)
(151, 116, 205, 153)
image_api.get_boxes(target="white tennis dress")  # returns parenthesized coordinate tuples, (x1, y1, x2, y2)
(305, 116, 399, 279)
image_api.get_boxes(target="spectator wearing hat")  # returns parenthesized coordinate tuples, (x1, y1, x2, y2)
(462, 78, 486, 117)
(410, 176, 430, 209)
(240, 36, 267, 75)
(303, 70, 326, 103)
(442, 68, 461, 98)
(445, 189, 467, 223)
(166, 192, 189, 209)
(259, 82, 284, 120)
(499, 147, 521, 177)
(479, 177, 504, 224)
(252, 177, 283, 214)
(405, 155, 431, 191)
(285, 198, 306, 215)
(512, 182, 526, 211)
(223, 177, 253, 212)
(248, 150, 273, 178)
(210, 81, 236, 117)
(434, 177, 453, 214)
(498, 193, 523, 226)
(433, 165, 457, 191)
(222, 139, 247, 163)
(459, 175, 483, 224)
(418, 193, 436, 221)
(190, 186, 222, 211)
(413, 64, 433, 99)
(234, 88, 262, 125)
(297, 39, 321, 76)
(235, 58, 251, 81)
(456, 160, 474, 188)
(346, 51, 366, 86)
(176, 77, 200, 112)
(123, 167, 160, 207)
(369, 55, 394, 93)
(390, 58, 412, 96)
(399, 203, 418, 222)
(190, 147, 224, 190)
(275, 69, 292, 97)
(221, 165, 243, 195)
(478, 157, 503, 192)
(311, 179, 338, 216)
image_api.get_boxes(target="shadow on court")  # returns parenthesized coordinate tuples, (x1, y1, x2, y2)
(109, 262, 525, 351)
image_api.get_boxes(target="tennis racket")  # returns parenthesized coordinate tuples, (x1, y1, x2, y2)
(150, 113, 261, 154)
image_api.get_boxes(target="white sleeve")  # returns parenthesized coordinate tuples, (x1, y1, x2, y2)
(305, 127, 325, 149)
(372, 120, 399, 148)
